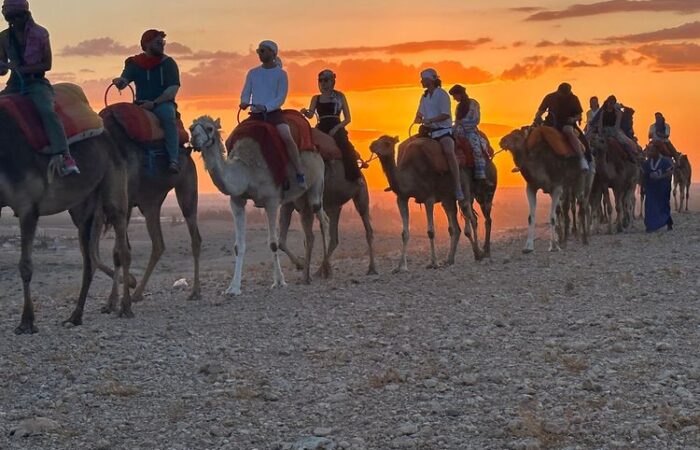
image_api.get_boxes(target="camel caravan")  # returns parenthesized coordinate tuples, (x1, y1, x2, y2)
(0, 3, 693, 334)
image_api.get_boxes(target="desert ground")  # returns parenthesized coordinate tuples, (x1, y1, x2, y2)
(1, 186, 699, 450)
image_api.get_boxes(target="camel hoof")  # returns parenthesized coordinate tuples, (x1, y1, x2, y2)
(392, 266, 408, 274)
(224, 288, 242, 297)
(119, 307, 135, 319)
(14, 322, 38, 335)
(187, 289, 201, 302)
(473, 252, 484, 262)
(425, 262, 439, 270)
(442, 259, 455, 267)
(62, 315, 82, 328)
(127, 274, 138, 289)
(522, 248, 534, 254)
(367, 267, 379, 276)
(131, 294, 144, 304)
(101, 304, 116, 315)
(272, 281, 288, 289)
(548, 245, 561, 252)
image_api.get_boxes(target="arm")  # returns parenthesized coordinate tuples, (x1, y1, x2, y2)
(465, 100, 481, 127)
(154, 59, 180, 104)
(239, 70, 252, 109)
(263, 70, 287, 112)
(113, 58, 135, 90)
(301, 95, 318, 119)
(154, 85, 179, 105)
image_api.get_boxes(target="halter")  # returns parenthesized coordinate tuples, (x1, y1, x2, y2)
(190, 122, 217, 149)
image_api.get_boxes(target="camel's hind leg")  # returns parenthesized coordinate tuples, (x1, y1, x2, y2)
(317, 206, 341, 279)
(460, 200, 483, 262)
(278, 203, 305, 270)
(548, 186, 563, 252)
(395, 197, 410, 273)
(353, 181, 377, 275)
(176, 179, 202, 301)
(685, 180, 691, 212)
(265, 202, 286, 289)
(103, 190, 133, 319)
(673, 180, 679, 212)
(523, 184, 537, 253)
(424, 200, 439, 269)
(443, 200, 461, 266)
(299, 207, 315, 284)
(65, 201, 99, 327)
(15, 212, 39, 335)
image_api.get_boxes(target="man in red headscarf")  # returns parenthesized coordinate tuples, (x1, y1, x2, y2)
(0, 0, 79, 175)
(113, 29, 181, 174)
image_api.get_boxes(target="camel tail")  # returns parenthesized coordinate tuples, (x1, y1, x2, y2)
(46, 155, 63, 184)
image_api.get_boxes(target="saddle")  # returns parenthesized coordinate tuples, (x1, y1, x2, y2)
(397, 136, 467, 173)
(225, 110, 316, 186)
(0, 83, 104, 154)
(99, 102, 189, 147)
(526, 126, 578, 158)
(651, 140, 675, 159)
(312, 128, 342, 161)
(455, 130, 494, 168)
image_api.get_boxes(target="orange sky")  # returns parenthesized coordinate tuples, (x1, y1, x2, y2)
(17, 0, 700, 191)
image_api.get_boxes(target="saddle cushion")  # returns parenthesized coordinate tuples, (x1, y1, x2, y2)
(397, 136, 467, 173)
(0, 82, 104, 154)
(652, 140, 675, 158)
(455, 130, 494, 168)
(312, 128, 342, 161)
(225, 110, 316, 186)
(526, 126, 577, 158)
(99, 102, 189, 146)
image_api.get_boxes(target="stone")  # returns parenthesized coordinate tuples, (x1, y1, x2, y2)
(313, 427, 333, 437)
(398, 423, 419, 436)
(423, 379, 438, 389)
(291, 436, 336, 450)
(10, 417, 61, 438)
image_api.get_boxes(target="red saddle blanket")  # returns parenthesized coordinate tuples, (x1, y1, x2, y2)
(99, 102, 189, 147)
(225, 110, 315, 185)
(526, 126, 577, 158)
(0, 83, 103, 154)
(455, 130, 495, 168)
(651, 140, 675, 158)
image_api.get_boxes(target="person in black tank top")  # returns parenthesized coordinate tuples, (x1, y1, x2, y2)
(596, 95, 640, 158)
(301, 69, 362, 182)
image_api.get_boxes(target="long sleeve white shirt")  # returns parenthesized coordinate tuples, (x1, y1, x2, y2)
(240, 65, 288, 112)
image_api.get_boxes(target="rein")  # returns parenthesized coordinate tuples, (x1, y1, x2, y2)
(104, 82, 135, 108)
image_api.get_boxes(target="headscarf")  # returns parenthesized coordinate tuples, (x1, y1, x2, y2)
(141, 29, 166, 51)
(259, 40, 282, 67)
(2, 0, 29, 15)
(655, 112, 667, 138)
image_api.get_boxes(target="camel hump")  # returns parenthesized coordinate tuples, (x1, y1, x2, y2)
(0, 82, 104, 154)
(311, 128, 342, 161)
(397, 136, 451, 173)
(526, 126, 577, 158)
(100, 102, 189, 147)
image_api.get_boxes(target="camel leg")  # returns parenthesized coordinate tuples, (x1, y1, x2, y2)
(443, 200, 461, 266)
(614, 188, 624, 233)
(317, 206, 341, 279)
(425, 201, 438, 269)
(64, 206, 98, 327)
(176, 179, 202, 302)
(225, 199, 247, 296)
(548, 186, 563, 252)
(278, 203, 305, 271)
(132, 202, 165, 303)
(673, 181, 679, 212)
(460, 200, 482, 262)
(266, 202, 287, 289)
(105, 202, 133, 319)
(316, 207, 331, 280)
(685, 182, 690, 212)
(395, 197, 410, 273)
(604, 189, 614, 235)
(353, 182, 377, 275)
(578, 194, 589, 245)
(299, 207, 315, 284)
(523, 184, 537, 254)
(480, 199, 493, 258)
(93, 208, 137, 288)
(15, 213, 39, 335)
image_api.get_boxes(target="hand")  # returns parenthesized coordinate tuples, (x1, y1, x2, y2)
(112, 77, 128, 90)
(140, 101, 155, 111)
(414, 114, 423, 125)
(250, 104, 266, 114)
(239, 103, 250, 110)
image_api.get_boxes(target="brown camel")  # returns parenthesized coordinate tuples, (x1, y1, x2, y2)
(461, 157, 498, 258)
(278, 131, 376, 276)
(0, 110, 132, 334)
(369, 135, 480, 272)
(93, 112, 202, 303)
(588, 135, 640, 233)
(499, 127, 591, 253)
(673, 154, 692, 212)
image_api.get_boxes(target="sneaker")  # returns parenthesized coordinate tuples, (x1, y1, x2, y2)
(62, 156, 80, 176)
(296, 173, 307, 189)
(168, 160, 180, 174)
(580, 158, 590, 171)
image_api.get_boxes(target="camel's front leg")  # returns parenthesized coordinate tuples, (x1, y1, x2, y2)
(278, 203, 305, 270)
(425, 200, 438, 269)
(548, 186, 563, 252)
(226, 198, 247, 296)
(443, 200, 461, 266)
(266, 202, 286, 289)
(315, 205, 331, 279)
(523, 184, 537, 253)
(395, 197, 410, 273)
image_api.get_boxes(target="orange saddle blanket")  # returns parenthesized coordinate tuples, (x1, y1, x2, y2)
(0, 83, 103, 154)
(397, 136, 467, 173)
(526, 126, 577, 158)
(225, 110, 315, 185)
(99, 102, 189, 147)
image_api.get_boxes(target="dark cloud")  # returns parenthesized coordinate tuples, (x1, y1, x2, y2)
(60, 37, 138, 57)
(526, 0, 700, 21)
(565, 60, 599, 68)
(500, 54, 570, 80)
(606, 20, 700, 42)
(535, 39, 591, 47)
(634, 42, 700, 70)
(510, 6, 545, 13)
(600, 48, 629, 64)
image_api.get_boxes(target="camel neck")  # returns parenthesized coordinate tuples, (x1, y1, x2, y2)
(201, 138, 248, 197)
(377, 153, 400, 193)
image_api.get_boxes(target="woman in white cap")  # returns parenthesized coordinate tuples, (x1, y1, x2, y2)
(414, 68, 464, 201)
(240, 40, 306, 188)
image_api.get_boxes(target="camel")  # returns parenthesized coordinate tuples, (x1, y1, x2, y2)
(673, 154, 692, 212)
(93, 112, 202, 303)
(461, 158, 498, 258)
(499, 127, 591, 253)
(278, 131, 376, 276)
(369, 135, 478, 272)
(0, 109, 132, 334)
(588, 135, 640, 233)
(189, 116, 329, 295)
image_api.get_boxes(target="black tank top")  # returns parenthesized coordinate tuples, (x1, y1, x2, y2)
(316, 96, 341, 134)
(602, 109, 617, 127)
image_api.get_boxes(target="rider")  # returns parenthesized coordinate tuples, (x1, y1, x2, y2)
(584, 96, 599, 134)
(301, 69, 362, 182)
(240, 40, 306, 188)
(415, 68, 464, 201)
(534, 83, 588, 171)
(648, 112, 679, 158)
(449, 84, 488, 184)
(596, 95, 639, 158)
(112, 29, 181, 174)
(0, 0, 79, 175)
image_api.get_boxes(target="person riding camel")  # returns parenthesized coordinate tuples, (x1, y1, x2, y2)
(301, 69, 362, 183)
(595, 95, 639, 159)
(449, 84, 489, 184)
(0, 0, 79, 176)
(240, 40, 306, 189)
(414, 68, 464, 201)
(533, 82, 589, 171)
(112, 29, 181, 174)
(648, 112, 679, 159)
(584, 96, 599, 134)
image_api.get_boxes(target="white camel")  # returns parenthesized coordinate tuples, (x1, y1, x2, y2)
(189, 116, 329, 295)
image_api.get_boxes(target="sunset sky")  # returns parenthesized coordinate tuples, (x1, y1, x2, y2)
(19, 0, 700, 191)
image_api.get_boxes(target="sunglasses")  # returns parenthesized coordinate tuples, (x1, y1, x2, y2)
(256, 47, 270, 54)
(318, 77, 332, 82)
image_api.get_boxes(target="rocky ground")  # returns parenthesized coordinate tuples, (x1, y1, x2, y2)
(1, 193, 700, 449)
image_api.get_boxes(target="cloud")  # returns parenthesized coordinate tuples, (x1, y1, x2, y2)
(606, 20, 700, 42)
(510, 6, 544, 13)
(600, 48, 630, 64)
(512, 41, 526, 48)
(564, 60, 599, 68)
(526, 0, 700, 21)
(535, 39, 591, 47)
(60, 37, 139, 57)
(500, 54, 570, 80)
(634, 42, 700, 70)
(282, 39, 493, 58)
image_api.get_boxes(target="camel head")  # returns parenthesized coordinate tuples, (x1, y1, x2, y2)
(499, 127, 529, 154)
(189, 116, 222, 151)
(370, 135, 400, 159)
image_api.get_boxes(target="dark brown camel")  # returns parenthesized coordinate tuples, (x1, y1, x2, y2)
(461, 157, 498, 258)
(94, 112, 202, 303)
(0, 109, 132, 334)
(673, 154, 692, 212)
